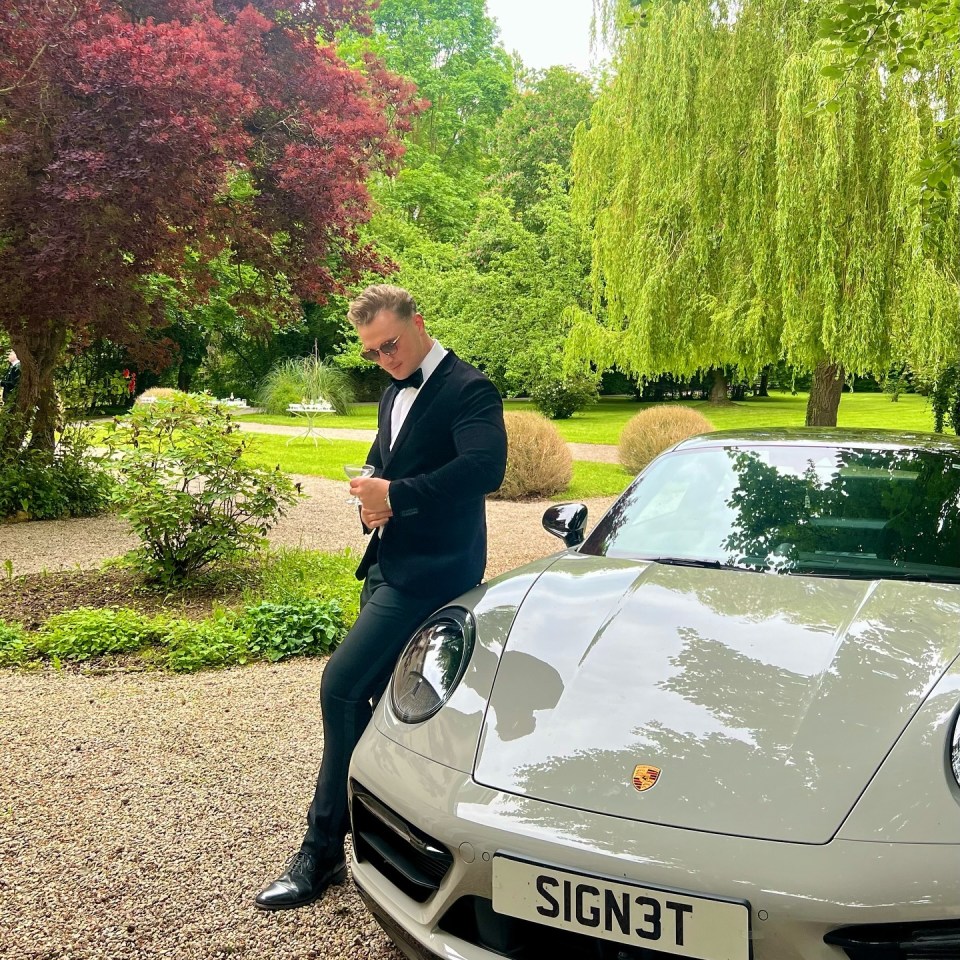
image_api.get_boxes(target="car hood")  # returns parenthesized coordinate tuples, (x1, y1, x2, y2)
(473, 554, 960, 843)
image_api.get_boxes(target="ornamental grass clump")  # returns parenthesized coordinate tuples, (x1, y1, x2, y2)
(257, 356, 354, 415)
(103, 392, 300, 585)
(490, 411, 572, 500)
(619, 405, 714, 475)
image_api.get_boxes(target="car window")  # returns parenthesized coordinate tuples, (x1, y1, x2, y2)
(581, 443, 960, 582)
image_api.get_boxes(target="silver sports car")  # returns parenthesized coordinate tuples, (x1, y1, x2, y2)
(348, 428, 960, 960)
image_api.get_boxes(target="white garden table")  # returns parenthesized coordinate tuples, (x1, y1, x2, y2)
(286, 401, 334, 444)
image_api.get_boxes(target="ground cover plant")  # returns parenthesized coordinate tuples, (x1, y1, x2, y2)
(0, 548, 359, 674)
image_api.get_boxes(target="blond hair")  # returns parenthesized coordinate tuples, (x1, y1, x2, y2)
(347, 284, 417, 327)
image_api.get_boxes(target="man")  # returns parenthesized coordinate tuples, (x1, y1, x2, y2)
(1, 350, 20, 403)
(255, 284, 507, 911)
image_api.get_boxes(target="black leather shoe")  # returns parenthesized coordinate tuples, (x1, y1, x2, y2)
(254, 850, 347, 912)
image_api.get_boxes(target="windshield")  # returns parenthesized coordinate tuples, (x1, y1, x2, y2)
(581, 443, 960, 582)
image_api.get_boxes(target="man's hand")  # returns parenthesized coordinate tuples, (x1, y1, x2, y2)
(352, 476, 394, 528)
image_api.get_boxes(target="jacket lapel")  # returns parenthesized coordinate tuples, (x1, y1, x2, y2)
(381, 351, 457, 472)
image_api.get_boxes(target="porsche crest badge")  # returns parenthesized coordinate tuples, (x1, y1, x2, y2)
(632, 764, 661, 792)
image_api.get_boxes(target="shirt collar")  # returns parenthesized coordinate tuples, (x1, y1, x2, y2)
(417, 340, 447, 386)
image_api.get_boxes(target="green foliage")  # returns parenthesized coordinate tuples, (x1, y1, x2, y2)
(257, 355, 355, 415)
(931, 366, 960, 434)
(531, 375, 599, 420)
(36, 607, 168, 661)
(165, 614, 250, 673)
(243, 598, 347, 662)
(0, 427, 114, 520)
(818, 0, 959, 209)
(103, 392, 300, 585)
(574, 0, 960, 398)
(493, 66, 596, 220)
(0, 620, 31, 667)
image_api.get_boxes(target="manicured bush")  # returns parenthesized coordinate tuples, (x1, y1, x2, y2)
(490, 412, 572, 500)
(619, 405, 714, 475)
(243, 598, 346, 662)
(36, 607, 168, 661)
(134, 387, 180, 404)
(257, 356, 355, 415)
(103, 392, 300, 585)
(531, 375, 599, 420)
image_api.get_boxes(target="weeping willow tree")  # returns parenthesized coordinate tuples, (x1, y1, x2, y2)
(571, 0, 960, 425)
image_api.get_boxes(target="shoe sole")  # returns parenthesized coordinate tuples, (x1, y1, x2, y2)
(253, 866, 348, 912)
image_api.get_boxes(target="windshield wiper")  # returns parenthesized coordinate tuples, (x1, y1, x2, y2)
(640, 557, 724, 570)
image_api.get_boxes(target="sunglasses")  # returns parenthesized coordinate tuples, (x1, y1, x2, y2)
(359, 329, 405, 363)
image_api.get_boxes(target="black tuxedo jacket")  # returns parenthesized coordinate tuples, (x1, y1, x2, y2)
(356, 350, 507, 600)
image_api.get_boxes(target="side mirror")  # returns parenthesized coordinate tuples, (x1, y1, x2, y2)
(542, 503, 588, 547)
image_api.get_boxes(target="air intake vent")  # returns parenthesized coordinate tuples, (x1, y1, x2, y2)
(825, 920, 960, 959)
(350, 781, 453, 903)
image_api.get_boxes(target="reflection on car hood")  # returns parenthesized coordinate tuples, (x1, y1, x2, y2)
(473, 554, 960, 843)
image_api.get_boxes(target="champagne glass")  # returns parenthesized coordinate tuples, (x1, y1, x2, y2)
(344, 463, 375, 505)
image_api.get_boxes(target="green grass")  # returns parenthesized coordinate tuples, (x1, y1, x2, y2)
(504, 391, 937, 444)
(237, 408, 379, 430)
(242, 433, 632, 500)
(242, 392, 937, 445)
(242, 435, 374, 479)
(560, 461, 631, 500)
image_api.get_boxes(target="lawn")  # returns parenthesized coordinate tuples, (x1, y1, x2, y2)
(241, 391, 937, 446)
(241, 434, 630, 500)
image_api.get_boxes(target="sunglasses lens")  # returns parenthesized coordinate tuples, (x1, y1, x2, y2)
(380, 339, 399, 357)
(360, 348, 378, 362)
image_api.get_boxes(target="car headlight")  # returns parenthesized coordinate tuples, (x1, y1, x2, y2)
(391, 608, 475, 724)
(951, 708, 960, 789)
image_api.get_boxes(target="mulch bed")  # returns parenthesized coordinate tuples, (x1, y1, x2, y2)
(0, 567, 247, 630)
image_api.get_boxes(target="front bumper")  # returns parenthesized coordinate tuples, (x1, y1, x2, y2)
(349, 729, 960, 960)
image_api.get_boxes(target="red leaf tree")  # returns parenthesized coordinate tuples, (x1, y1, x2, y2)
(0, 0, 419, 450)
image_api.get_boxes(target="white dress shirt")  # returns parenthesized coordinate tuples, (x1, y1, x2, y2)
(389, 340, 448, 449)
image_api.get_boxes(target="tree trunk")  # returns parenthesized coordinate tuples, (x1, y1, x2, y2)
(756, 369, 769, 397)
(1, 325, 67, 456)
(805, 361, 845, 427)
(708, 369, 729, 403)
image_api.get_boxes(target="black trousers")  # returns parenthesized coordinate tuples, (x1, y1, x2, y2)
(301, 564, 446, 860)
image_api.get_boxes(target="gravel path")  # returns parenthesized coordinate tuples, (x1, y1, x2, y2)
(0, 479, 618, 959)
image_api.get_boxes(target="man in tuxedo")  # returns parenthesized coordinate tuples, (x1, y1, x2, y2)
(255, 284, 507, 911)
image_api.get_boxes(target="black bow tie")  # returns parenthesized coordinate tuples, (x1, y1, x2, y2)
(391, 368, 423, 390)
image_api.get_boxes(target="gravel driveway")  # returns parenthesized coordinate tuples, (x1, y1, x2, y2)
(0, 478, 617, 960)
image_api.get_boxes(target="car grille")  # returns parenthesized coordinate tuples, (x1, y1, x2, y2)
(825, 921, 960, 959)
(350, 780, 453, 904)
(438, 895, 686, 959)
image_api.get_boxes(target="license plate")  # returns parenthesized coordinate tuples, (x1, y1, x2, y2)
(491, 855, 750, 960)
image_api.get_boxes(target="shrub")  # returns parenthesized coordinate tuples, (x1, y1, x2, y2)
(531, 375, 599, 420)
(258, 356, 355, 415)
(490, 412, 572, 500)
(0, 427, 114, 520)
(134, 387, 180, 404)
(619, 405, 714, 475)
(103, 392, 300, 585)
(243, 598, 346, 662)
(165, 613, 250, 673)
(0, 620, 32, 667)
(36, 607, 168, 661)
